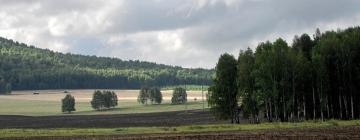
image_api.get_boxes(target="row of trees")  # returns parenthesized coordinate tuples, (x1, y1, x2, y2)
(91, 90, 118, 110)
(138, 87, 163, 104)
(0, 36, 213, 91)
(137, 87, 188, 105)
(209, 27, 360, 123)
(62, 90, 119, 113)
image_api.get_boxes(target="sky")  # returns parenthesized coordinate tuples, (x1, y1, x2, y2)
(1, 0, 360, 68)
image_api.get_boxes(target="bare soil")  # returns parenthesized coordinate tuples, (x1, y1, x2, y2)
(3, 126, 360, 140)
(0, 110, 225, 128)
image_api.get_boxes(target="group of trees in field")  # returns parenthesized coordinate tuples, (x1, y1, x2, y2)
(138, 87, 163, 104)
(0, 36, 213, 91)
(62, 90, 119, 113)
(209, 27, 360, 123)
(171, 87, 187, 104)
(91, 90, 118, 110)
(137, 87, 188, 105)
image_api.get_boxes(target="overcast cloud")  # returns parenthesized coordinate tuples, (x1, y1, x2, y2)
(1, 0, 360, 68)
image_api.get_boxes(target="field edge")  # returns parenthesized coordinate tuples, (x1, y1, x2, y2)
(1, 119, 360, 138)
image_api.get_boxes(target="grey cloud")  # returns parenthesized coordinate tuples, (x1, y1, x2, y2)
(1, 0, 360, 68)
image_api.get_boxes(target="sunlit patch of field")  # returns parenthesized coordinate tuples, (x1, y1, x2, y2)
(0, 89, 208, 116)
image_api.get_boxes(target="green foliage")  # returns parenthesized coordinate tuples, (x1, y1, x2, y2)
(0, 37, 214, 90)
(2, 120, 359, 138)
(138, 87, 150, 105)
(138, 87, 162, 105)
(208, 53, 238, 123)
(237, 48, 259, 122)
(150, 87, 163, 104)
(61, 94, 75, 113)
(211, 26, 360, 122)
(91, 90, 118, 110)
(171, 87, 187, 104)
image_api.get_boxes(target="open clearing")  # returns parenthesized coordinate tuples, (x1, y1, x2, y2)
(0, 89, 208, 116)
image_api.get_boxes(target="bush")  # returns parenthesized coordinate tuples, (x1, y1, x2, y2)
(171, 87, 187, 104)
(61, 94, 75, 113)
(91, 90, 118, 110)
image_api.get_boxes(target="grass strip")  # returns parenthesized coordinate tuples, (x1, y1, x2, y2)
(0, 119, 359, 138)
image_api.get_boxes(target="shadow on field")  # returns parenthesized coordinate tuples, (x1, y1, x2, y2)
(0, 109, 227, 128)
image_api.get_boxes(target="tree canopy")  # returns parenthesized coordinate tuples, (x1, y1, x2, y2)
(138, 87, 163, 105)
(61, 94, 75, 113)
(171, 87, 187, 104)
(210, 26, 360, 123)
(91, 90, 118, 110)
(208, 53, 239, 123)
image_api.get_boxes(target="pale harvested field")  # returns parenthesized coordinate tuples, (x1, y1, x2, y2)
(2, 89, 206, 102)
(0, 89, 208, 116)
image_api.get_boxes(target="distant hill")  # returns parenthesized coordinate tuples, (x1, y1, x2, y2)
(0, 37, 213, 90)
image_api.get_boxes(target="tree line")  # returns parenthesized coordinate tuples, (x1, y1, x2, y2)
(209, 27, 360, 123)
(0, 37, 213, 91)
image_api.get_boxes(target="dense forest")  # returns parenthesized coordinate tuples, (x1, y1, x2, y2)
(209, 26, 360, 123)
(0, 37, 213, 92)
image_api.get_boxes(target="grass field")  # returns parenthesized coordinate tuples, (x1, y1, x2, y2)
(0, 120, 359, 138)
(0, 89, 208, 116)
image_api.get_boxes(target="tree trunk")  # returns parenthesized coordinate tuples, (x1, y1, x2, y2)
(269, 100, 273, 122)
(343, 95, 348, 119)
(282, 92, 286, 121)
(339, 94, 343, 119)
(275, 103, 278, 121)
(320, 98, 324, 121)
(351, 94, 354, 119)
(303, 95, 306, 120)
(297, 98, 300, 121)
(312, 87, 316, 120)
(265, 99, 269, 121)
(326, 96, 330, 119)
(320, 82, 324, 121)
(292, 75, 296, 121)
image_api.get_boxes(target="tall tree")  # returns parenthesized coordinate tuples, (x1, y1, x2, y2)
(208, 53, 239, 123)
(237, 48, 259, 123)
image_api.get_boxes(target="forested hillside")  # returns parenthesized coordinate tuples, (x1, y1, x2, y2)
(209, 26, 360, 123)
(0, 37, 213, 91)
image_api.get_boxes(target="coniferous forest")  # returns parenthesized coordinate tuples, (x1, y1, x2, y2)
(0, 37, 213, 92)
(209, 27, 360, 123)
